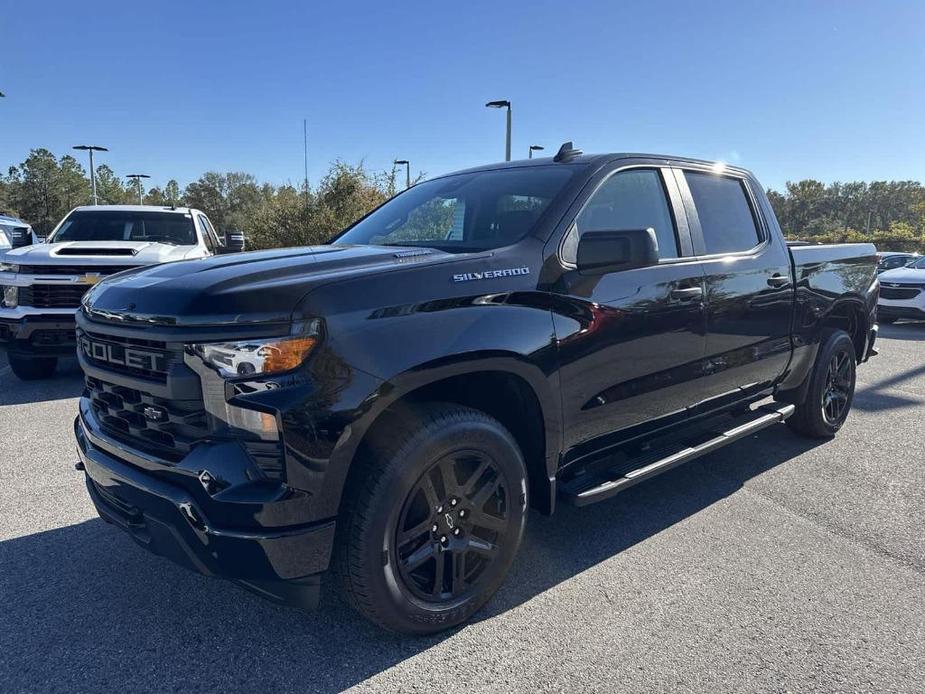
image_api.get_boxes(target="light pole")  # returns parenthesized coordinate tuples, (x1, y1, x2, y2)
(528, 145, 544, 159)
(485, 100, 512, 161)
(126, 174, 151, 204)
(394, 159, 411, 190)
(73, 145, 108, 205)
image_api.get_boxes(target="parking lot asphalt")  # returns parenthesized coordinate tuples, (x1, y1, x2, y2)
(1, 324, 923, 693)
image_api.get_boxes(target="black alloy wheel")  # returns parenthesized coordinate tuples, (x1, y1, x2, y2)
(785, 329, 856, 438)
(333, 403, 528, 634)
(394, 450, 510, 603)
(821, 349, 852, 426)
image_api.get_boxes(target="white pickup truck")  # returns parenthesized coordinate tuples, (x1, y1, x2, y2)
(0, 205, 243, 380)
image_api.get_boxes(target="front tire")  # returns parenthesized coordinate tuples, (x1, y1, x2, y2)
(333, 403, 528, 634)
(786, 330, 856, 438)
(8, 354, 58, 380)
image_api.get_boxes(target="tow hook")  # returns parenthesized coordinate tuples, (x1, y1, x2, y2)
(198, 470, 229, 495)
(74, 461, 85, 471)
(179, 502, 207, 531)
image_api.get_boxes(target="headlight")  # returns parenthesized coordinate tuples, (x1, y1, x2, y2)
(0, 262, 20, 273)
(189, 322, 322, 378)
(2, 286, 17, 308)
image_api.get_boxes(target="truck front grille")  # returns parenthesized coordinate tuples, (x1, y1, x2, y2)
(20, 284, 91, 308)
(880, 286, 921, 300)
(18, 264, 138, 275)
(86, 376, 208, 462)
(80, 326, 286, 480)
(77, 328, 176, 382)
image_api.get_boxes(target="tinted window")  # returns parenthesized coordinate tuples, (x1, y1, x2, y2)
(335, 167, 575, 252)
(50, 210, 196, 245)
(576, 169, 678, 259)
(685, 172, 760, 254)
(881, 255, 912, 270)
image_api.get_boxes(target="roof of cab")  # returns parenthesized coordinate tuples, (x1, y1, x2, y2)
(70, 205, 194, 214)
(436, 151, 754, 180)
(0, 214, 29, 227)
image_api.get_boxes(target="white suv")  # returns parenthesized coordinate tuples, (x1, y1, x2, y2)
(878, 255, 925, 324)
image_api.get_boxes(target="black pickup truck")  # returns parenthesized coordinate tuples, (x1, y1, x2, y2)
(73, 145, 878, 633)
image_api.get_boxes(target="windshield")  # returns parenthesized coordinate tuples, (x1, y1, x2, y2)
(333, 167, 576, 251)
(910, 256, 925, 269)
(49, 210, 196, 245)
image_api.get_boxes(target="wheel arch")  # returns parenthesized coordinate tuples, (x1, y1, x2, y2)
(822, 295, 870, 362)
(320, 354, 562, 521)
(777, 295, 869, 406)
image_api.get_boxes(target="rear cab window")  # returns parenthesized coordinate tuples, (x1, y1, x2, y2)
(684, 171, 762, 255)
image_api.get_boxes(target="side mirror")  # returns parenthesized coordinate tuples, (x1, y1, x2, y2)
(10, 228, 33, 249)
(222, 230, 246, 253)
(576, 228, 659, 275)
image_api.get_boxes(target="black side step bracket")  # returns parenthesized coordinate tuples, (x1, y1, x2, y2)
(559, 403, 795, 507)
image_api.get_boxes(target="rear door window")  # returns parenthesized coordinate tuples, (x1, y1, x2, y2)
(684, 172, 761, 255)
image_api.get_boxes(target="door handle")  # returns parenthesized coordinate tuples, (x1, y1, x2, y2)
(669, 287, 703, 301)
(767, 274, 789, 288)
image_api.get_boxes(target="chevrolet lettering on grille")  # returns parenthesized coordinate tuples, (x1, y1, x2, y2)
(79, 336, 167, 373)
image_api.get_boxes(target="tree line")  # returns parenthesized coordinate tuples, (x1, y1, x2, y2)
(768, 179, 925, 251)
(0, 148, 403, 249)
(2, 147, 923, 251)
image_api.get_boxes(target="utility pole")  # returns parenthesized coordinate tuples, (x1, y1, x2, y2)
(303, 118, 309, 209)
(394, 160, 411, 189)
(126, 174, 150, 204)
(73, 145, 108, 205)
(485, 100, 512, 161)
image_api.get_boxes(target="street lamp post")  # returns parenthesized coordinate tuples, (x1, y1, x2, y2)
(528, 145, 544, 159)
(72, 145, 109, 205)
(126, 174, 151, 205)
(485, 100, 512, 161)
(394, 160, 411, 190)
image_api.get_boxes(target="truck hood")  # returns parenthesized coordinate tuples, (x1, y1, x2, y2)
(878, 266, 925, 284)
(5, 240, 196, 266)
(83, 244, 458, 326)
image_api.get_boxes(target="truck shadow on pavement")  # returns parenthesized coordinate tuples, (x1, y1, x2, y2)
(853, 362, 925, 413)
(0, 356, 84, 406)
(0, 427, 823, 693)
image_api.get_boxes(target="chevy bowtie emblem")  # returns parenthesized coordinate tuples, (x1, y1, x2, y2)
(81, 273, 102, 285)
(143, 405, 168, 422)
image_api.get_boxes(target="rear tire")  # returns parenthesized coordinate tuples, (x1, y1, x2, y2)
(786, 330, 856, 438)
(8, 354, 58, 380)
(332, 403, 528, 634)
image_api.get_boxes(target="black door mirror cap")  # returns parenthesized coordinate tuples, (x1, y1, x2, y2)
(576, 228, 659, 275)
(221, 231, 246, 253)
(9, 228, 33, 249)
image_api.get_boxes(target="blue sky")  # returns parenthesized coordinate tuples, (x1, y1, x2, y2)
(1, 1, 922, 191)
